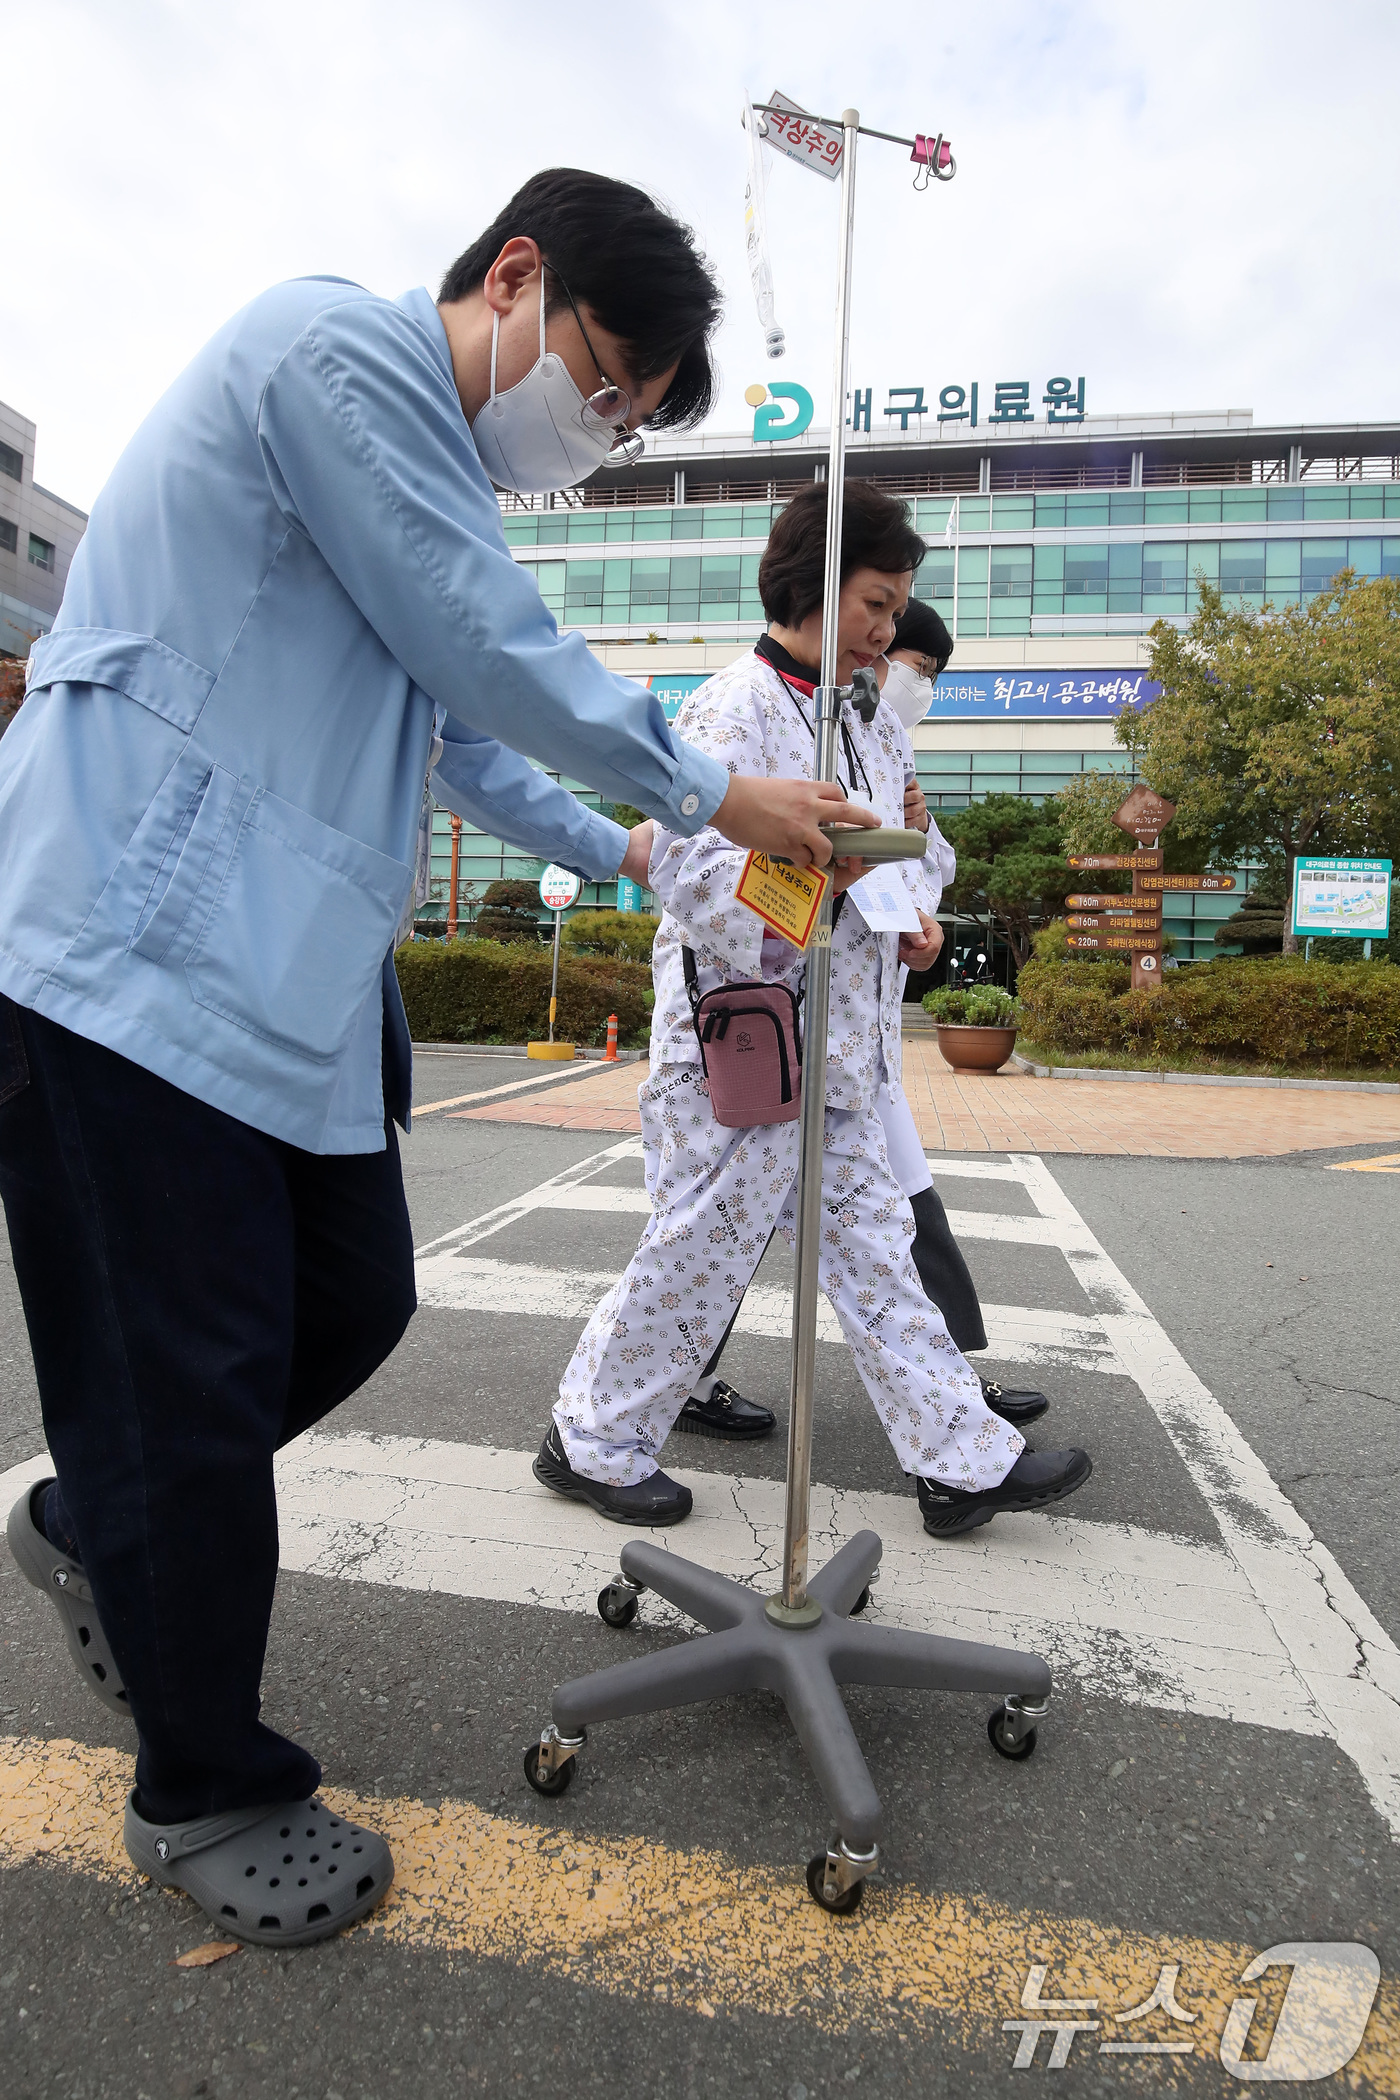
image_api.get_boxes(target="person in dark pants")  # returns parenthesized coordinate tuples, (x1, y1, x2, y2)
(0, 170, 869, 1949)
(2, 1000, 415, 1829)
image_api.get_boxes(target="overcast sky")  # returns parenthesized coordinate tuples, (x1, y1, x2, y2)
(5, 0, 1398, 510)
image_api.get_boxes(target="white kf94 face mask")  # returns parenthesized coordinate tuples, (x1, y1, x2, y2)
(882, 656, 935, 730)
(470, 277, 618, 495)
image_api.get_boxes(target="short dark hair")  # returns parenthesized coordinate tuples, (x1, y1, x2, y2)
(439, 169, 721, 431)
(892, 597, 953, 673)
(758, 480, 926, 628)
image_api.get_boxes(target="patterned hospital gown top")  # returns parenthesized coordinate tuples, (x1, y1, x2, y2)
(648, 650, 955, 1117)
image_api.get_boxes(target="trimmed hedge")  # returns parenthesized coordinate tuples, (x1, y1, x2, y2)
(1017, 946, 1400, 1066)
(395, 939, 652, 1047)
(562, 909, 660, 962)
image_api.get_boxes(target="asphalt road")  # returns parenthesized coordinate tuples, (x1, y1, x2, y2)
(1, 1047, 1397, 2098)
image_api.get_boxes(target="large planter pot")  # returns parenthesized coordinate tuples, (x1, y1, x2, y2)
(935, 1023, 1018, 1074)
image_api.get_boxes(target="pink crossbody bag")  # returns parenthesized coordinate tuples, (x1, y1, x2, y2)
(682, 944, 804, 1128)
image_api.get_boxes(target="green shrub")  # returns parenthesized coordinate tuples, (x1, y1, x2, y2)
(474, 879, 544, 945)
(1016, 951, 1400, 1067)
(395, 939, 653, 1048)
(562, 909, 660, 962)
(922, 985, 1018, 1028)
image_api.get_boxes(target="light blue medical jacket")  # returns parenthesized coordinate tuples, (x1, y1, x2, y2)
(0, 280, 726, 1152)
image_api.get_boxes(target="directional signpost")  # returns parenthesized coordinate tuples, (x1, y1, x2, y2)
(1066, 785, 1237, 987)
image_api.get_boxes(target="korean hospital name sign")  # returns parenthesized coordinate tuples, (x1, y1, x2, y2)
(750, 377, 1090, 443)
(928, 672, 1159, 720)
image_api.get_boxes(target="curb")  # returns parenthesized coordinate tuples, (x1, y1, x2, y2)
(411, 1041, 646, 1064)
(1006, 1053, 1400, 1096)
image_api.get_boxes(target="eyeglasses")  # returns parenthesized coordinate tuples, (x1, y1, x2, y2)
(544, 263, 645, 468)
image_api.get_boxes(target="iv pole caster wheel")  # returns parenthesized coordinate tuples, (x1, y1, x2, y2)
(597, 1579, 641, 1630)
(987, 1698, 1043, 1762)
(524, 1725, 586, 1796)
(849, 1585, 871, 1616)
(806, 1838, 878, 1916)
(806, 1854, 863, 1915)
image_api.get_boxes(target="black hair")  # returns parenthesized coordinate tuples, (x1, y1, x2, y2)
(891, 597, 953, 673)
(438, 168, 721, 430)
(758, 480, 926, 628)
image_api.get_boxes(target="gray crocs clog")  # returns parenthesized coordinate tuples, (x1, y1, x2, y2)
(6, 1480, 132, 1719)
(124, 1792, 394, 1947)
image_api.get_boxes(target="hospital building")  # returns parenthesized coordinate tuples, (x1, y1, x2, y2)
(429, 385, 1400, 964)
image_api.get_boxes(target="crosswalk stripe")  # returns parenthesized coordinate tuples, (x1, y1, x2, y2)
(266, 1433, 1321, 1735)
(412, 1255, 1122, 1373)
(0, 1435, 1318, 1734)
(542, 1183, 1094, 1250)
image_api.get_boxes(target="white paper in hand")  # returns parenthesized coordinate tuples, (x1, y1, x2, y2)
(846, 867, 922, 933)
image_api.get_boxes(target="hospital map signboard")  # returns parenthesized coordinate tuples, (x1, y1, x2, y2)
(1290, 858, 1392, 940)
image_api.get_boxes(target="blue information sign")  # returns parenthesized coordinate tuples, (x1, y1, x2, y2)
(925, 671, 1160, 720)
(641, 669, 1157, 723)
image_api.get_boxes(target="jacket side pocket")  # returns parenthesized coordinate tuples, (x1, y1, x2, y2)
(128, 763, 240, 963)
(184, 789, 411, 1064)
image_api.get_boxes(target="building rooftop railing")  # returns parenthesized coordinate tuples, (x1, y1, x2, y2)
(500, 450, 1400, 515)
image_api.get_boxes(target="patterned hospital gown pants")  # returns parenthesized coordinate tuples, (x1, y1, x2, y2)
(554, 1064, 1024, 1489)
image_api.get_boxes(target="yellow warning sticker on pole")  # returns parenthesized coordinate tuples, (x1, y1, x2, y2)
(735, 850, 829, 949)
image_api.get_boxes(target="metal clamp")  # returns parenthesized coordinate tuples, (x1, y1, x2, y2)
(534, 1723, 586, 1782)
(999, 1694, 1049, 1747)
(821, 1836, 880, 1905)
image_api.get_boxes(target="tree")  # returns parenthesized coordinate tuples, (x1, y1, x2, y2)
(939, 793, 1072, 970)
(474, 879, 545, 945)
(1119, 572, 1400, 950)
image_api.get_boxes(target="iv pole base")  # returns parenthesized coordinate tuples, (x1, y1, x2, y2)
(526, 1529, 1052, 1909)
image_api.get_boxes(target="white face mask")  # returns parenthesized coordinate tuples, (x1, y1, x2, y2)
(882, 657, 934, 730)
(470, 278, 618, 494)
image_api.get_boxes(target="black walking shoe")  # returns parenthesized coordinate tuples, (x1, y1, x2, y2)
(675, 1378, 776, 1442)
(533, 1424, 693, 1527)
(917, 1448, 1092, 1538)
(979, 1377, 1050, 1427)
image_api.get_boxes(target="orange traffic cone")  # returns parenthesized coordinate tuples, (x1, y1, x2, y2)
(604, 1014, 619, 1062)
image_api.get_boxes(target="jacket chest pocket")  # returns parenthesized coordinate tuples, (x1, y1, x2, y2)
(127, 759, 411, 1064)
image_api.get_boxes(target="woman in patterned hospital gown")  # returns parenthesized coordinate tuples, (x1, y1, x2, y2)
(533, 482, 1092, 1539)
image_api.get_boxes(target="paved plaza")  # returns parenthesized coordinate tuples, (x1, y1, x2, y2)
(1, 1044, 1397, 2096)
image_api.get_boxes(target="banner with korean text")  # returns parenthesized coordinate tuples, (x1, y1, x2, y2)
(924, 671, 1160, 720)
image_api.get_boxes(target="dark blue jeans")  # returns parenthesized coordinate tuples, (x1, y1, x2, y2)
(0, 996, 416, 1822)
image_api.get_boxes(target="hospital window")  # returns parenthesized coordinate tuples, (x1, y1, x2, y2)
(0, 518, 16, 554)
(0, 441, 22, 483)
(28, 533, 54, 571)
(516, 528, 1399, 636)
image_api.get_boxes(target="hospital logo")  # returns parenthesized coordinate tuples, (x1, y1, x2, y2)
(746, 382, 814, 443)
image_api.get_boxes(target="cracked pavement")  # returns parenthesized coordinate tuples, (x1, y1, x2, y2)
(0, 1051, 1397, 2096)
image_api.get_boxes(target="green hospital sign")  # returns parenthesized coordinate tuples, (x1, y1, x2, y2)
(1290, 857, 1392, 939)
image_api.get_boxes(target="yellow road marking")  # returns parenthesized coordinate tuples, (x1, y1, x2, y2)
(1328, 1151, 1400, 1172)
(3, 1734, 1397, 2083)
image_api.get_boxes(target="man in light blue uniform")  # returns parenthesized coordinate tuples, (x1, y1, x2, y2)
(0, 169, 864, 1945)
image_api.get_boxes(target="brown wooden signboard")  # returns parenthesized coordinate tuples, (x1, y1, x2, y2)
(1071, 793, 1233, 988)
(1111, 785, 1177, 841)
(1067, 851, 1163, 873)
(1138, 873, 1238, 893)
(1066, 914, 1164, 933)
(1066, 932, 1163, 953)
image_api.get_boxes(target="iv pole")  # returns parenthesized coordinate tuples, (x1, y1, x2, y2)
(524, 108, 1052, 1917)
